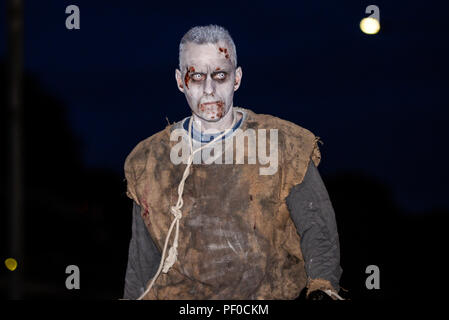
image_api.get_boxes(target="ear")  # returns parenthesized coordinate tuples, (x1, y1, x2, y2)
(175, 69, 185, 93)
(234, 66, 242, 91)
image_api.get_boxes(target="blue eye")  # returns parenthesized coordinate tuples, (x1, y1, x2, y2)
(192, 73, 205, 81)
(213, 72, 226, 80)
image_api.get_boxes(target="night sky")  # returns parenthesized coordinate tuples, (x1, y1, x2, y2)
(1, 0, 448, 213)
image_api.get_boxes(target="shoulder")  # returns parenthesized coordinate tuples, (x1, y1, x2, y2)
(239, 107, 321, 166)
(124, 126, 170, 172)
(124, 124, 175, 202)
(241, 107, 316, 140)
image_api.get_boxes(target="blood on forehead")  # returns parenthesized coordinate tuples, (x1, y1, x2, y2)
(218, 47, 230, 60)
(182, 44, 233, 73)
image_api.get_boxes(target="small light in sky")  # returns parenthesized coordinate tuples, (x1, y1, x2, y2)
(360, 17, 380, 35)
(5, 258, 18, 271)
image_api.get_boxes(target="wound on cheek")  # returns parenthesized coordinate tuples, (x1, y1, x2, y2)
(184, 66, 195, 89)
(216, 101, 224, 118)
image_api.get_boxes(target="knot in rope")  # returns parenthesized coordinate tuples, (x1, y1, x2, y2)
(170, 206, 182, 220)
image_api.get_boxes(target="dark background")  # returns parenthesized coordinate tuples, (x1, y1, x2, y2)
(1, 0, 448, 300)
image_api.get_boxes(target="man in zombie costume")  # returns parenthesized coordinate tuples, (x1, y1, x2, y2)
(123, 25, 343, 300)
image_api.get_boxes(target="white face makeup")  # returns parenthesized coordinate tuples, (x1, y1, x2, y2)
(176, 41, 242, 126)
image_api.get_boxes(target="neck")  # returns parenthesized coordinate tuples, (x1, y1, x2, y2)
(192, 105, 236, 132)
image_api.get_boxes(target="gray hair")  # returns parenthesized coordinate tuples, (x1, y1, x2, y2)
(179, 25, 237, 70)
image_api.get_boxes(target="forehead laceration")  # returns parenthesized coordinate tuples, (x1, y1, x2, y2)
(179, 24, 237, 70)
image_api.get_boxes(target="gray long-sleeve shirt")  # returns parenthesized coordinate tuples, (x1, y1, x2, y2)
(123, 159, 342, 299)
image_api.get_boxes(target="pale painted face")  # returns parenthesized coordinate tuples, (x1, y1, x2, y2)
(176, 41, 242, 122)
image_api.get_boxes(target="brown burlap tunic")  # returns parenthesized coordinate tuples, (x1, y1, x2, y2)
(124, 107, 321, 299)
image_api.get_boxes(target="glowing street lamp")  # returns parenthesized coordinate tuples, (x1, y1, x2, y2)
(361, 5, 380, 35)
(360, 17, 380, 34)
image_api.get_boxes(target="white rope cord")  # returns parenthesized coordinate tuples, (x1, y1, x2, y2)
(324, 289, 345, 300)
(137, 113, 237, 300)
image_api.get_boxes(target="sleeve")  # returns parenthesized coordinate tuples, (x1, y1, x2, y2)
(123, 201, 161, 299)
(286, 158, 343, 293)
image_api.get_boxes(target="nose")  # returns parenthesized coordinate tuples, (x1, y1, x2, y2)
(203, 75, 215, 96)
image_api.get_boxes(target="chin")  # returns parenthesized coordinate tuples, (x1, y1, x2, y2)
(198, 113, 223, 122)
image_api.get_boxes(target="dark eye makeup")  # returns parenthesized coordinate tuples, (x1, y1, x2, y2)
(189, 71, 228, 83)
